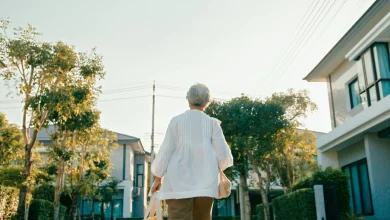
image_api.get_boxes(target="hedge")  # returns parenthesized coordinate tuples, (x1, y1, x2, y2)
(28, 199, 67, 220)
(117, 217, 257, 220)
(272, 189, 316, 220)
(0, 185, 19, 219)
(293, 167, 350, 216)
(32, 184, 55, 202)
(256, 204, 273, 220)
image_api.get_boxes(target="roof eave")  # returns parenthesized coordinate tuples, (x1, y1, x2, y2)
(303, 0, 387, 82)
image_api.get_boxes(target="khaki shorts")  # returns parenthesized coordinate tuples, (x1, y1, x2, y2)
(166, 197, 214, 220)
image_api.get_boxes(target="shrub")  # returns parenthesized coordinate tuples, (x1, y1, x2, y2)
(293, 167, 350, 215)
(272, 189, 316, 220)
(257, 204, 273, 220)
(0, 185, 19, 219)
(0, 166, 24, 188)
(116, 217, 256, 220)
(32, 184, 55, 202)
(28, 199, 67, 220)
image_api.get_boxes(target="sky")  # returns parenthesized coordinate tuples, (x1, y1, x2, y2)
(0, 0, 375, 151)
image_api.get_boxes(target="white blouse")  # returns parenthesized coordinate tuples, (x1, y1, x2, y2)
(151, 109, 233, 200)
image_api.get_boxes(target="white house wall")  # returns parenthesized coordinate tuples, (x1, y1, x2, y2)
(329, 60, 364, 128)
(338, 140, 366, 167)
(111, 146, 124, 180)
(364, 134, 390, 219)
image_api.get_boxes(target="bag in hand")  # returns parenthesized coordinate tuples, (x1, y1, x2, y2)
(218, 169, 231, 199)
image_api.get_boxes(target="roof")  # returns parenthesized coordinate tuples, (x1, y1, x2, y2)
(296, 128, 326, 139)
(304, 0, 390, 82)
(32, 126, 144, 151)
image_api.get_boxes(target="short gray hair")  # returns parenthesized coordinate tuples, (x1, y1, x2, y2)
(186, 83, 212, 107)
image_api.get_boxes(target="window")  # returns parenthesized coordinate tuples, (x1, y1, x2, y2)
(343, 159, 373, 216)
(82, 199, 123, 219)
(212, 198, 230, 216)
(136, 164, 144, 188)
(349, 78, 361, 108)
(355, 43, 390, 107)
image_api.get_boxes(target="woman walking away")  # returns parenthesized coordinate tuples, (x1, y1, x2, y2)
(151, 83, 233, 220)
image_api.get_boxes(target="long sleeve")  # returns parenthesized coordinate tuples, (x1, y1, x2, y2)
(151, 119, 176, 178)
(211, 119, 233, 171)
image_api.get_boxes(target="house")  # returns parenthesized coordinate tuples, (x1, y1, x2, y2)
(304, 0, 390, 219)
(212, 129, 325, 217)
(35, 128, 149, 219)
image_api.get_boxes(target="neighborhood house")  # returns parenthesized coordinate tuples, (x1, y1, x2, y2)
(304, 0, 390, 219)
(35, 128, 149, 219)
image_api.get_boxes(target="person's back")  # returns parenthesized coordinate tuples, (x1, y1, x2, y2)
(151, 83, 233, 220)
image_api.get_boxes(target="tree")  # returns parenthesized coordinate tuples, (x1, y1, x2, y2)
(206, 101, 252, 220)
(265, 88, 317, 127)
(0, 19, 105, 219)
(0, 113, 23, 165)
(63, 127, 117, 220)
(266, 89, 318, 192)
(206, 96, 287, 220)
(271, 128, 317, 192)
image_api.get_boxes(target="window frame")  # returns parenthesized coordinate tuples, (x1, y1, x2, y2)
(136, 164, 144, 188)
(357, 42, 390, 107)
(348, 77, 361, 109)
(342, 159, 374, 216)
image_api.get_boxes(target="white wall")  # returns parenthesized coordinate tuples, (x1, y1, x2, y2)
(111, 145, 124, 180)
(318, 151, 339, 169)
(365, 133, 390, 219)
(329, 60, 364, 128)
(338, 141, 366, 167)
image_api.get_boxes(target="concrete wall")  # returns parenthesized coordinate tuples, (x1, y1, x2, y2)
(364, 134, 390, 220)
(111, 145, 124, 180)
(338, 141, 366, 167)
(118, 180, 133, 218)
(328, 60, 364, 128)
(110, 143, 135, 181)
(318, 151, 339, 169)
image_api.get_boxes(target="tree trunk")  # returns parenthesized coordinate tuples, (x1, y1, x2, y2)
(239, 175, 251, 220)
(16, 144, 33, 220)
(54, 159, 65, 220)
(259, 188, 271, 220)
(251, 163, 271, 220)
(69, 192, 79, 220)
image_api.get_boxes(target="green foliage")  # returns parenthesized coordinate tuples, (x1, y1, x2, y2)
(257, 204, 273, 220)
(28, 199, 67, 220)
(266, 89, 317, 126)
(293, 167, 351, 215)
(1, 18, 106, 219)
(0, 166, 25, 188)
(271, 127, 318, 191)
(343, 213, 365, 220)
(206, 96, 287, 220)
(116, 217, 258, 220)
(32, 184, 55, 202)
(0, 113, 23, 165)
(272, 189, 316, 220)
(0, 166, 54, 188)
(0, 185, 19, 219)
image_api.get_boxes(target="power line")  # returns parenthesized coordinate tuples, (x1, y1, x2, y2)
(262, 0, 338, 93)
(156, 95, 227, 102)
(262, 0, 332, 89)
(99, 95, 152, 102)
(255, 0, 320, 96)
(157, 84, 255, 97)
(101, 85, 151, 94)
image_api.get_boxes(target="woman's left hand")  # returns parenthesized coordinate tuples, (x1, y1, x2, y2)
(151, 177, 162, 194)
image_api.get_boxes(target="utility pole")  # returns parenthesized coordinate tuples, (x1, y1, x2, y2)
(150, 81, 156, 188)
